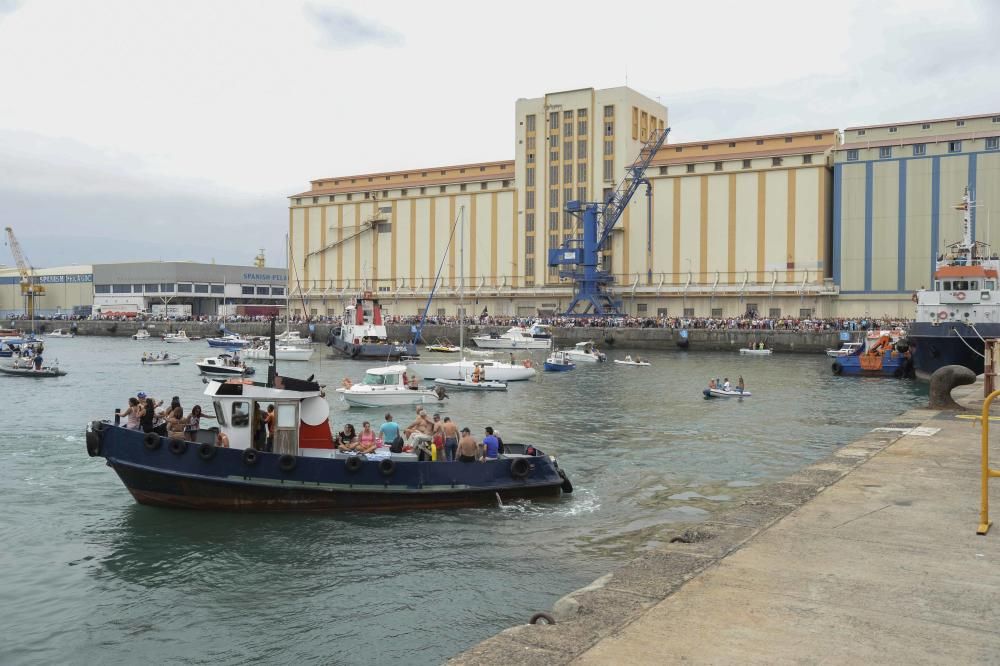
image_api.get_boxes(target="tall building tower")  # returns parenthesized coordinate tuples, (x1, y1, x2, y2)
(514, 87, 668, 289)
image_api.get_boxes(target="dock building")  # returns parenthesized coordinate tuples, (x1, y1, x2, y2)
(0, 261, 287, 318)
(289, 87, 999, 320)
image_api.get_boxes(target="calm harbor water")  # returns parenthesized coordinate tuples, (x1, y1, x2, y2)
(0, 338, 927, 665)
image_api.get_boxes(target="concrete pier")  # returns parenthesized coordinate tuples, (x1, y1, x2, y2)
(8, 320, 842, 353)
(449, 381, 1000, 665)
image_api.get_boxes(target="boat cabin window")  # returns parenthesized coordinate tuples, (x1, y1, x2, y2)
(953, 280, 969, 291)
(943, 281, 951, 290)
(213, 401, 227, 426)
(363, 372, 393, 386)
(987, 281, 995, 290)
(232, 401, 250, 427)
(971, 281, 978, 290)
(277, 404, 297, 427)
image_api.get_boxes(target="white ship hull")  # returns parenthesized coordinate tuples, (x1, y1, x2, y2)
(471, 336, 550, 350)
(406, 360, 536, 381)
(244, 346, 314, 361)
(335, 386, 441, 408)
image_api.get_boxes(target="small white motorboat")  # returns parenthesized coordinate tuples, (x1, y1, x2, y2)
(195, 354, 255, 377)
(826, 342, 863, 358)
(243, 345, 314, 361)
(434, 377, 508, 391)
(739, 348, 773, 356)
(543, 351, 575, 372)
(614, 357, 651, 367)
(407, 358, 536, 381)
(141, 352, 180, 366)
(462, 347, 495, 356)
(132, 329, 151, 341)
(163, 330, 191, 343)
(46, 328, 75, 338)
(426, 338, 461, 353)
(207, 333, 253, 349)
(703, 387, 752, 399)
(336, 365, 444, 408)
(277, 330, 312, 345)
(471, 325, 552, 350)
(563, 341, 606, 363)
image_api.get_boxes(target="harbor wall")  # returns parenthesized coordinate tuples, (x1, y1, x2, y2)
(11, 320, 842, 353)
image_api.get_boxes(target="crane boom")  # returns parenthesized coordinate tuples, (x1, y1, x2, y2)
(4, 226, 45, 319)
(548, 127, 670, 316)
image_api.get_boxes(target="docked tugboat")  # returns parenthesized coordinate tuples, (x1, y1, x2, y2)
(84, 340, 572, 511)
(326, 292, 418, 360)
(910, 188, 997, 379)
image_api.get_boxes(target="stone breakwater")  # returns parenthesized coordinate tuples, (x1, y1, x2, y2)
(11, 321, 843, 353)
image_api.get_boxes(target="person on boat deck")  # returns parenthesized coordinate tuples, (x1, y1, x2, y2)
(184, 405, 214, 441)
(403, 409, 434, 452)
(737, 376, 745, 393)
(625, 354, 633, 362)
(457, 427, 479, 463)
(165, 406, 187, 440)
(471, 365, 481, 383)
(442, 416, 460, 462)
(139, 398, 157, 434)
(431, 413, 445, 460)
(481, 427, 500, 461)
(121, 397, 142, 430)
(634, 356, 642, 363)
(708, 378, 717, 390)
(336, 424, 358, 451)
(408, 375, 419, 390)
(216, 430, 230, 448)
(32, 353, 43, 371)
(722, 378, 731, 392)
(252, 403, 267, 450)
(136, 391, 162, 413)
(357, 422, 377, 454)
(264, 405, 276, 450)
(379, 413, 401, 447)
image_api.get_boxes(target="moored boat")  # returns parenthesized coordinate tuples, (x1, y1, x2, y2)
(196, 354, 255, 378)
(132, 329, 151, 341)
(46, 328, 75, 338)
(244, 345, 314, 361)
(739, 347, 773, 356)
(336, 365, 443, 408)
(426, 338, 461, 353)
(327, 292, 417, 359)
(614, 356, 651, 367)
(433, 376, 508, 391)
(563, 341, 606, 363)
(141, 352, 180, 366)
(471, 324, 552, 350)
(826, 341, 864, 358)
(207, 332, 254, 349)
(407, 358, 536, 381)
(831, 334, 913, 377)
(543, 351, 575, 372)
(0, 364, 66, 377)
(163, 330, 191, 343)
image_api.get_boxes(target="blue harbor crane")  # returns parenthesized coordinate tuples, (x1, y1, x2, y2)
(548, 127, 670, 316)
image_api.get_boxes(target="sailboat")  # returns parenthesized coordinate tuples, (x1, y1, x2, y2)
(408, 207, 523, 386)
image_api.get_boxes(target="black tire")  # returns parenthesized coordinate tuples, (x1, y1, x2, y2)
(832, 362, 843, 376)
(143, 432, 161, 451)
(168, 439, 188, 455)
(198, 443, 217, 461)
(529, 612, 555, 625)
(278, 454, 296, 473)
(378, 458, 396, 476)
(345, 456, 364, 473)
(242, 448, 259, 466)
(510, 458, 530, 479)
(86, 431, 101, 457)
(350, 345, 361, 358)
(558, 468, 574, 493)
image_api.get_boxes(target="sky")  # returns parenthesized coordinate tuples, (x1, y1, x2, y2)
(0, 0, 997, 269)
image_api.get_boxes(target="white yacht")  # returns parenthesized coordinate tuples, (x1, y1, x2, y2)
(244, 344, 314, 361)
(407, 358, 536, 381)
(46, 328, 75, 338)
(336, 365, 443, 408)
(563, 341, 606, 363)
(471, 325, 552, 350)
(132, 329, 151, 341)
(163, 330, 191, 343)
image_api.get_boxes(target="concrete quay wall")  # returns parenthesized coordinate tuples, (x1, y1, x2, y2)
(13, 320, 842, 353)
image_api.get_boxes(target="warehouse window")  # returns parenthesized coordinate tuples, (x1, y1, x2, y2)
(439, 186, 446, 193)
(637, 303, 648, 313)
(714, 162, 723, 171)
(564, 141, 573, 159)
(683, 308, 695, 317)
(603, 159, 614, 181)
(702, 144, 709, 150)
(803, 154, 813, 164)
(578, 120, 587, 135)
(210, 284, 224, 294)
(294, 198, 301, 205)
(161, 283, 175, 292)
(711, 307, 723, 317)
(549, 190, 558, 208)
(564, 164, 573, 182)
(675, 147, 683, 152)
(913, 144, 926, 156)
(177, 283, 192, 293)
(550, 150, 559, 161)
(577, 186, 586, 201)
(742, 159, 752, 169)
(799, 308, 813, 318)
(145, 284, 159, 293)
(993, 116, 1000, 123)
(814, 134, 823, 140)
(549, 135, 557, 148)
(578, 164, 587, 181)
(578, 139, 586, 156)
(769, 308, 781, 318)
(549, 234, 558, 249)
(525, 212, 535, 232)
(879, 146, 892, 159)
(922, 123, 931, 129)
(549, 112, 559, 129)
(686, 164, 695, 173)
(728, 142, 736, 148)
(846, 150, 859, 161)
(956, 120, 965, 127)
(549, 212, 558, 230)
(755, 139, 764, 145)
(772, 157, 783, 167)
(857, 129, 866, 136)
(604, 105, 614, 117)
(986, 137, 999, 151)
(527, 153, 535, 164)
(948, 141, 962, 153)
(272, 287, 284, 296)
(604, 140, 614, 156)
(784, 137, 792, 143)
(526, 191, 535, 209)
(480, 183, 487, 191)
(526, 115, 535, 132)
(194, 284, 209, 294)
(459, 184, 467, 192)
(659, 166, 668, 175)
(95, 284, 111, 294)
(525, 236, 534, 254)
(564, 187, 572, 203)
(112, 284, 130, 293)
(256, 286, 269, 295)
(241, 286, 254, 295)
(526, 168, 535, 187)
(564, 122, 573, 138)
(604, 122, 614, 136)
(888, 127, 898, 133)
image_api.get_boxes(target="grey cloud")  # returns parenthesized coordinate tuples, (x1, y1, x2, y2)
(0, 0, 20, 14)
(304, 3, 402, 49)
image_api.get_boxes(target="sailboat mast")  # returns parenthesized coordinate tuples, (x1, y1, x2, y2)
(459, 206, 464, 351)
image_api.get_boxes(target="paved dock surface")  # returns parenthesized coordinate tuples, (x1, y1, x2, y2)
(451, 383, 1000, 665)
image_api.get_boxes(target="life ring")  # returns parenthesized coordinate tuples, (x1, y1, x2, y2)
(242, 448, 259, 466)
(168, 439, 188, 455)
(86, 431, 102, 457)
(955, 292, 966, 301)
(558, 468, 573, 493)
(278, 454, 297, 472)
(143, 432, 161, 451)
(345, 455, 364, 473)
(938, 310, 949, 320)
(378, 458, 396, 476)
(198, 443, 217, 461)
(510, 458, 531, 479)
(832, 362, 843, 376)
(522, 359, 533, 368)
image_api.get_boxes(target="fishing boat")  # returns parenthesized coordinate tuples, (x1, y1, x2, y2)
(207, 332, 254, 349)
(614, 357, 651, 367)
(434, 376, 508, 391)
(702, 387, 751, 399)
(141, 352, 180, 366)
(563, 341, 606, 363)
(244, 345, 314, 361)
(84, 373, 573, 511)
(426, 338, 461, 353)
(132, 329, 151, 341)
(326, 292, 418, 359)
(831, 334, 913, 377)
(163, 330, 191, 343)
(195, 354, 255, 378)
(471, 325, 552, 350)
(909, 187, 997, 378)
(543, 351, 575, 372)
(46, 328, 75, 338)
(739, 346, 773, 356)
(336, 365, 444, 408)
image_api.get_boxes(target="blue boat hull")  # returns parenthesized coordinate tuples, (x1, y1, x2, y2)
(207, 339, 251, 348)
(87, 424, 567, 511)
(327, 334, 418, 360)
(831, 350, 914, 377)
(907, 321, 997, 379)
(543, 362, 574, 372)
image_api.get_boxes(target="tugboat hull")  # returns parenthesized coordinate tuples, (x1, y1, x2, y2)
(327, 334, 418, 360)
(907, 321, 997, 379)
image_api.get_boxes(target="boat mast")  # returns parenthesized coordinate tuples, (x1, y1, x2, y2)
(459, 205, 465, 356)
